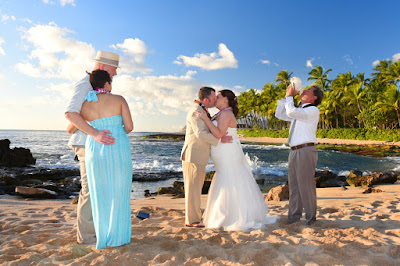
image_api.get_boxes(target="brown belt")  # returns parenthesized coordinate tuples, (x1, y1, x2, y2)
(291, 143, 315, 150)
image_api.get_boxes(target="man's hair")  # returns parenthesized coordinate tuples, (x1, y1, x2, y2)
(90, 70, 111, 90)
(311, 85, 324, 106)
(198, 87, 215, 101)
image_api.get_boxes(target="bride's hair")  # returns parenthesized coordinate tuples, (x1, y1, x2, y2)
(220, 90, 239, 117)
(89, 70, 111, 90)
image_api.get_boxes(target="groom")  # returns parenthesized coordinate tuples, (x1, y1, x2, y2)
(181, 87, 231, 227)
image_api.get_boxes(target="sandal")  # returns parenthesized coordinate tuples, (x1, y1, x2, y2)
(185, 222, 205, 228)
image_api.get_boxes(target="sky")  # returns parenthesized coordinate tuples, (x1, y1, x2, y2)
(0, 0, 399, 132)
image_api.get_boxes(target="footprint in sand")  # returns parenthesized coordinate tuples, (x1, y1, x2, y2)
(319, 208, 339, 214)
(371, 201, 383, 207)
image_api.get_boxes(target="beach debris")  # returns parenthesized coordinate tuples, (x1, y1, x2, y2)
(362, 187, 383, 194)
(71, 197, 79, 204)
(265, 184, 289, 201)
(136, 211, 150, 220)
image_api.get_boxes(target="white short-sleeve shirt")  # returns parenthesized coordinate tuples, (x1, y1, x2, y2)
(65, 75, 92, 146)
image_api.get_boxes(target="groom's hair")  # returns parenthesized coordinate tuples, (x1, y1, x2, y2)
(199, 87, 215, 101)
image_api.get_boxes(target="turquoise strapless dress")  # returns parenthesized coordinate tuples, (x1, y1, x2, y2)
(84, 91, 133, 249)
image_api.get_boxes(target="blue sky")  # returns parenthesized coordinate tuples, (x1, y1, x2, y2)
(1, 0, 399, 132)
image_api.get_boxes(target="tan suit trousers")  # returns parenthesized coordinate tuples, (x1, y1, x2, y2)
(288, 145, 318, 225)
(73, 145, 96, 244)
(182, 161, 206, 225)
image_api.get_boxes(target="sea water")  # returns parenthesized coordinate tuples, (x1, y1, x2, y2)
(1, 130, 399, 199)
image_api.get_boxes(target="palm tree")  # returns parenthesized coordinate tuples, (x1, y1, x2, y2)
(307, 65, 332, 90)
(342, 73, 369, 127)
(275, 70, 293, 88)
(372, 60, 391, 83)
(317, 91, 335, 129)
(375, 83, 400, 127)
(237, 89, 260, 128)
(259, 83, 278, 129)
(389, 60, 400, 85)
(331, 71, 354, 127)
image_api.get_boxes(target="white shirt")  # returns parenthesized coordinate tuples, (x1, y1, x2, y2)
(65, 75, 92, 147)
(275, 96, 320, 147)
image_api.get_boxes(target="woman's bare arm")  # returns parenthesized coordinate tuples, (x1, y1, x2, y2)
(120, 96, 134, 134)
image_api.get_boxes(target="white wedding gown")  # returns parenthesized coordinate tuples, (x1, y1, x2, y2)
(203, 122, 278, 231)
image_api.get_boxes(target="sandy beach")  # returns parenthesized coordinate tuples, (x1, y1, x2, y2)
(1, 182, 399, 265)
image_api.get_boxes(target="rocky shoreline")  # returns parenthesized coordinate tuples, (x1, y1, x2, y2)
(1, 138, 399, 200)
(143, 133, 400, 157)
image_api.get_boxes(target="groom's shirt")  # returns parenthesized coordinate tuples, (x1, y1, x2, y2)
(275, 96, 320, 147)
(65, 75, 92, 147)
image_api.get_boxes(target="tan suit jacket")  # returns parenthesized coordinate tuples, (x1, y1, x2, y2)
(181, 104, 219, 165)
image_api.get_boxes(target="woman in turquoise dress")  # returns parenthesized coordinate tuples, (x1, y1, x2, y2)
(70, 70, 133, 249)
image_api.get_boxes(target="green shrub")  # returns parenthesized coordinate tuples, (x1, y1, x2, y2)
(238, 128, 400, 142)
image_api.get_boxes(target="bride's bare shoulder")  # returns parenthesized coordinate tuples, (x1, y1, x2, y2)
(220, 108, 235, 117)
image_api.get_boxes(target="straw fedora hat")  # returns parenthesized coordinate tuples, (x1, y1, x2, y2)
(93, 51, 120, 68)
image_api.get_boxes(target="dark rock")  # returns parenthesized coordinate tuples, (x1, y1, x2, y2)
(173, 181, 184, 193)
(20, 179, 44, 186)
(256, 179, 264, 185)
(15, 186, 57, 199)
(347, 172, 398, 187)
(348, 170, 363, 179)
(133, 171, 181, 182)
(0, 139, 36, 167)
(314, 170, 343, 188)
(144, 189, 157, 198)
(157, 187, 181, 195)
(266, 184, 289, 201)
(0, 167, 81, 199)
(143, 133, 185, 141)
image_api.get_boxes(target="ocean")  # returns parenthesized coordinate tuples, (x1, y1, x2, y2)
(1, 130, 399, 199)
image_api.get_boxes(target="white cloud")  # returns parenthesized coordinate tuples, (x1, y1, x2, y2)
(111, 38, 152, 74)
(174, 43, 238, 70)
(111, 70, 243, 119)
(306, 58, 314, 68)
(260, 60, 271, 64)
(343, 55, 353, 65)
(112, 71, 202, 116)
(393, 53, 400, 62)
(372, 60, 380, 66)
(60, 0, 75, 6)
(0, 37, 5, 55)
(1, 14, 16, 22)
(42, 0, 75, 6)
(15, 22, 95, 81)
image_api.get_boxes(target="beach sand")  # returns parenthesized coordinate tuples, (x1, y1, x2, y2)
(1, 183, 399, 265)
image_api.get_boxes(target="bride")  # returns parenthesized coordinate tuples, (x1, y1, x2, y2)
(196, 89, 278, 231)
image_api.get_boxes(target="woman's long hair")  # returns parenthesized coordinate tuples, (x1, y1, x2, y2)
(219, 89, 239, 117)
